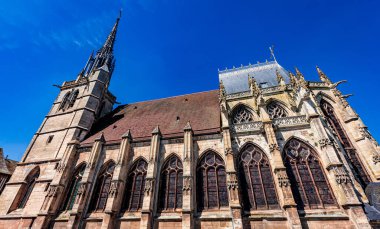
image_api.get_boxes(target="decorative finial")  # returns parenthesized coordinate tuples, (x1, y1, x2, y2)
(316, 66, 332, 84)
(269, 45, 277, 62)
(276, 69, 285, 86)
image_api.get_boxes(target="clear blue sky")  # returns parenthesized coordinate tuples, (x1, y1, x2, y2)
(0, 0, 379, 161)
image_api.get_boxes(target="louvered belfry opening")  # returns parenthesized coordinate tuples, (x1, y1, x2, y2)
(320, 99, 371, 188)
(89, 162, 116, 212)
(238, 143, 279, 211)
(196, 151, 229, 211)
(284, 139, 336, 210)
(122, 159, 148, 211)
(158, 155, 183, 211)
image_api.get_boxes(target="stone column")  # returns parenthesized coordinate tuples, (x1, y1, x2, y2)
(260, 106, 301, 229)
(32, 139, 80, 229)
(182, 122, 194, 229)
(68, 133, 105, 229)
(101, 130, 133, 229)
(140, 126, 161, 229)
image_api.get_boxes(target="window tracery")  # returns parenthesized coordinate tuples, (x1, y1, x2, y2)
(68, 90, 79, 108)
(267, 102, 287, 119)
(59, 92, 71, 111)
(18, 168, 40, 209)
(89, 162, 115, 212)
(61, 163, 86, 211)
(123, 159, 148, 211)
(238, 144, 279, 210)
(320, 99, 370, 188)
(284, 139, 336, 209)
(158, 155, 183, 211)
(197, 151, 228, 211)
(232, 105, 254, 124)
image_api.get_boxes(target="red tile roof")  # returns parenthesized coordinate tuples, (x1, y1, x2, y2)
(81, 90, 221, 145)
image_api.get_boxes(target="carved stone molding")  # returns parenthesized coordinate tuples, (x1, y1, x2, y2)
(56, 162, 65, 173)
(373, 154, 380, 165)
(46, 185, 61, 198)
(108, 180, 120, 198)
(330, 166, 351, 184)
(319, 138, 333, 149)
(269, 143, 280, 153)
(224, 147, 234, 156)
(231, 121, 263, 134)
(227, 172, 238, 190)
(183, 176, 192, 195)
(273, 115, 309, 129)
(277, 170, 291, 188)
(144, 178, 154, 195)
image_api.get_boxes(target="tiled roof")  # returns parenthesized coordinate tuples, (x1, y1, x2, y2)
(0, 148, 17, 175)
(81, 90, 221, 145)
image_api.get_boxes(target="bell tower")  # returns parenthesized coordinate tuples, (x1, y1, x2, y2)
(21, 17, 120, 163)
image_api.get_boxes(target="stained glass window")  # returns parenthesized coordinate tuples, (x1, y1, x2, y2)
(197, 151, 228, 211)
(267, 102, 287, 119)
(123, 159, 148, 211)
(238, 144, 279, 210)
(89, 162, 115, 212)
(159, 155, 183, 211)
(320, 99, 370, 188)
(284, 139, 336, 210)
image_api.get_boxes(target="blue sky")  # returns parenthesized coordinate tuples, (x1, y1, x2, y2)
(0, 0, 379, 160)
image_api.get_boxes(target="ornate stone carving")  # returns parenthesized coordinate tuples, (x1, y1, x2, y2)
(226, 91, 251, 100)
(277, 171, 291, 187)
(227, 172, 238, 190)
(144, 178, 154, 195)
(183, 176, 192, 195)
(231, 121, 263, 133)
(373, 154, 380, 164)
(46, 185, 61, 197)
(273, 115, 309, 128)
(77, 183, 87, 199)
(269, 143, 280, 153)
(56, 162, 65, 173)
(108, 180, 120, 198)
(224, 147, 234, 156)
(330, 166, 351, 184)
(319, 138, 333, 149)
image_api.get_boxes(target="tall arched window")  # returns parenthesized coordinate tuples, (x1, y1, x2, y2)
(18, 167, 40, 209)
(123, 159, 148, 211)
(232, 105, 254, 124)
(267, 102, 287, 119)
(320, 99, 370, 188)
(61, 163, 86, 211)
(59, 92, 71, 110)
(159, 155, 183, 211)
(89, 162, 115, 212)
(68, 90, 79, 108)
(197, 151, 228, 211)
(284, 139, 336, 210)
(238, 144, 279, 210)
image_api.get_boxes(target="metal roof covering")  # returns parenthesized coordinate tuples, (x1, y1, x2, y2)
(219, 61, 289, 94)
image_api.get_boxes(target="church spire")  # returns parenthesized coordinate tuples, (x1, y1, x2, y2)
(91, 12, 121, 75)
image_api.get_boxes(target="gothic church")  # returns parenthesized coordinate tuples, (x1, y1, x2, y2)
(0, 15, 380, 229)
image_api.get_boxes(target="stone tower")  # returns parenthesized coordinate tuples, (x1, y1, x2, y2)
(0, 16, 119, 227)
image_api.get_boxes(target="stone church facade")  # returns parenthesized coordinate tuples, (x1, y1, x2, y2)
(0, 17, 380, 229)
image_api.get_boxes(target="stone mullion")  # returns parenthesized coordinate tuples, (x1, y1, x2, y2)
(32, 140, 80, 228)
(140, 126, 161, 229)
(182, 122, 194, 229)
(100, 131, 132, 229)
(259, 102, 301, 229)
(222, 127, 243, 229)
(68, 134, 105, 229)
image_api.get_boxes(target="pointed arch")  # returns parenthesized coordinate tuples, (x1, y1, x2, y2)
(320, 99, 370, 188)
(59, 92, 71, 111)
(266, 100, 288, 119)
(283, 137, 336, 210)
(60, 163, 86, 211)
(158, 154, 183, 211)
(122, 158, 148, 211)
(196, 150, 228, 211)
(315, 91, 336, 105)
(88, 161, 116, 212)
(231, 104, 256, 124)
(17, 166, 40, 209)
(68, 89, 79, 108)
(237, 143, 279, 210)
